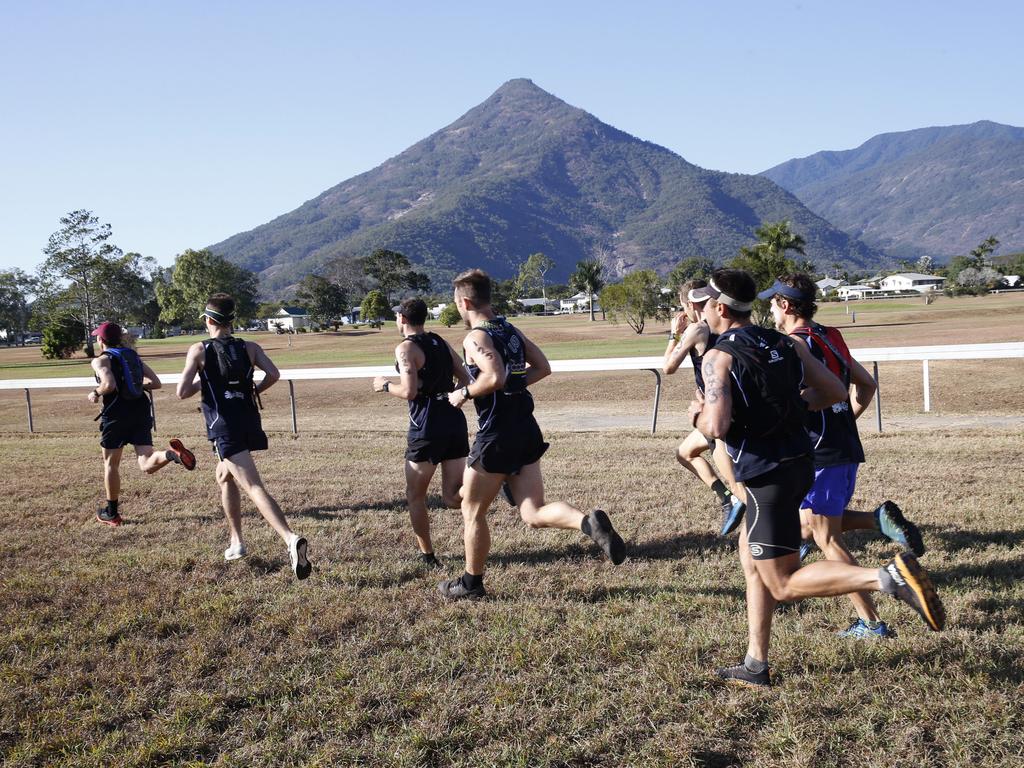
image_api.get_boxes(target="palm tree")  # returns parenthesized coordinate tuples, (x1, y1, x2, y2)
(732, 221, 808, 326)
(570, 259, 605, 321)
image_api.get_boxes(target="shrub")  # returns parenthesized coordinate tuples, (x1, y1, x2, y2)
(41, 315, 85, 359)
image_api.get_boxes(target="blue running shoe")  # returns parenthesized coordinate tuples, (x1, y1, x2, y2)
(836, 618, 897, 639)
(719, 495, 745, 536)
(799, 540, 815, 562)
(500, 481, 516, 507)
(876, 501, 925, 556)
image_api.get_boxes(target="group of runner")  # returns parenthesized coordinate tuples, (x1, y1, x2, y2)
(87, 267, 945, 687)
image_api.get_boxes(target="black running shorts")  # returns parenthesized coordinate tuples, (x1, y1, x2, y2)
(99, 416, 153, 449)
(743, 456, 815, 560)
(406, 430, 470, 465)
(468, 417, 549, 476)
(211, 428, 269, 461)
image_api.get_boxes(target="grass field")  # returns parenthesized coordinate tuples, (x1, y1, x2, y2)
(1, 291, 1023, 766)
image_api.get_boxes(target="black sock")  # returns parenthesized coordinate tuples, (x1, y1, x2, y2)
(580, 515, 593, 537)
(461, 571, 484, 590)
(165, 449, 180, 464)
(744, 654, 769, 674)
(711, 480, 730, 502)
(107, 499, 118, 514)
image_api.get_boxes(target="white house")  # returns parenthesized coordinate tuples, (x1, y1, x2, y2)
(878, 273, 946, 293)
(816, 277, 846, 294)
(268, 306, 309, 331)
(558, 291, 598, 313)
(837, 284, 883, 299)
(1000, 274, 1021, 288)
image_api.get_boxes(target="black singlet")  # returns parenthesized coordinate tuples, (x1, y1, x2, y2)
(465, 318, 534, 439)
(688, 323, 719, 394)
(399, 332, 462, 440)
(199, 337, 261, 439)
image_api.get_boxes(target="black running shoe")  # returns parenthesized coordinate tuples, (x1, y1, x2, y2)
(500, 481, 516, 507)
(716, 661, 771, 688)
(96, 505, 122, 527)
(876, 501, 925, 556)
(586, 509, 626, 565)
(417, 552, 444, 570)
(799, 540, 815, 562)
(719, 495, 746, 536)
(289, 536, 312, 580)
(879, 552, 945, 631)
(438, 576, 486, 601)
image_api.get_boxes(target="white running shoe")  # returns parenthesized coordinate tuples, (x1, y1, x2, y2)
(224, 542, 247, 561)
(288, 535, 312, 580)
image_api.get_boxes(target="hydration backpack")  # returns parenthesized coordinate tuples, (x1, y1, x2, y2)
(715, 330, 803, 439)
(206, 337, 255, 394)
(789, 323, 852, 387)
(103, 347, 145, 400)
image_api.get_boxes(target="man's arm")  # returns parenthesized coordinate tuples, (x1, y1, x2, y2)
(521, 333, 551, 387)
(88, 357, 116, 403)
(250, 342, 279, 394)
(448, 330, 504, 408)
(664, 321, 707, 375)
(141, 361, 162, 391)
(176, 343, 205, 399)
(693, 349, 733, 439)
(373, 340, 421, 400)
(792, 342, 847, 411)
(848, 357, 877, 419)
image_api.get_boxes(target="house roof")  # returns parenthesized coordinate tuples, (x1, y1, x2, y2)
(882, 273, 945, 282)
(278, 306, 308, 316)
(816, 278, 845, 289)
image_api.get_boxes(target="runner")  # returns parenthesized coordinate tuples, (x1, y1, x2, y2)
(88, 321, 195, 526)
(689, 269, 945, 687)
(663, 279, 745, 534)
(176, 293, 312, 580)
(440, 269, 627, 600)
(763, 273, 926, 639)
(373, 297, 470, 568)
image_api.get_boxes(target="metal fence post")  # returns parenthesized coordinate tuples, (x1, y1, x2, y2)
(873, 362, 882, 432)
(25, 388, 33, 433)
(288, 380, 298, 435)
(922, 359, 931, 412)
(645, 369, 662, 434)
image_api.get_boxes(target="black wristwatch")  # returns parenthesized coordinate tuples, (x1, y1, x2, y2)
(462, 385, 471, 400)
(382, 381, 390, 393)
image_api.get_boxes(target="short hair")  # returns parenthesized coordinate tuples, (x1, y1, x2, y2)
(453, 269, 491, 306)
(776, 273, 819, 320)
(710, 268, 755, 320)
(205, 293, 236, 327)
(679, 278, 708, 304)
(399, 297, 428, 325)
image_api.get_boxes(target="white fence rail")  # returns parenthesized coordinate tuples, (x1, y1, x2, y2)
(2, 342, 1022, 435)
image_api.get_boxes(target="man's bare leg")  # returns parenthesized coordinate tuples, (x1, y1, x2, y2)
(439, 457, 465, 510)
(803, 509, 880, 623)
(135, 445, 171, 474)
(216, 460, 245, 550)
(675, 430, 720, 488)
(460, 465, 503, 576)
(220, 450, 295, 544)
(405, 460, 439, 554)
(102, 447, 123, 502)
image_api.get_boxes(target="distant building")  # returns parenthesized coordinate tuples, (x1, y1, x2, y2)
(837, 284, 883, 299)
(559, 291, 598, 313)
(1000, 275, 1021, 288)
(267, 306, 309, 331)
(815, 277, 846, 294)
(878, 273, 946, 293)
(429, 303, 448, 320)
(517, 298, 558, 313)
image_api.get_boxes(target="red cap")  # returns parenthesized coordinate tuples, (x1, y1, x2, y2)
(91, 321, 121, 342)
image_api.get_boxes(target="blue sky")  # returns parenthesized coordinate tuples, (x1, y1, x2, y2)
(3, 0, 1021, 272)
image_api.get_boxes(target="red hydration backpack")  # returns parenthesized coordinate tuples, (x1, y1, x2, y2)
(789, 323, 852, 386)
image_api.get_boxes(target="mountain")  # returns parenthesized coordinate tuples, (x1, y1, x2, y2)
(762, 121, 1024, 261)
(210, 79, 885, 294)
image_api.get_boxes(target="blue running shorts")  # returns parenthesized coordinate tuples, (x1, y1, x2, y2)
(801, 463, 859, 517)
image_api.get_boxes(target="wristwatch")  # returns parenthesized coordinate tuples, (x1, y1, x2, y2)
(382, 381, 390, 393)
(461, 385, 471, 400)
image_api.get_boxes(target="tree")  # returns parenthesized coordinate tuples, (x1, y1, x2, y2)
(491, 278, 516, 317)
(155, 248, 259, 327)
(666, 257, 713, 296)
(515, 252, 556, 299)
(294, 275, 347, 329)
(969, 236, 999, 268)
(569, 259, 605, 321)
(257, 301, 283, 319)
(360, 249, 430, 304)
(915, 255, 934, 274)
(0, 269, 35, 346)
(600, 270, 666, 334)
(438, 304, 461, 327)
(37, 210, 123, 357)
(360, 289, 390, 329)
(730, 220, 807, 326)
(41, 314, 85, 359)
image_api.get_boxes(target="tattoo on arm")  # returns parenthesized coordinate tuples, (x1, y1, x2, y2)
(398, 350, 413, 373)
(471, 340, 495, 361)
(703, 359, 723, 404)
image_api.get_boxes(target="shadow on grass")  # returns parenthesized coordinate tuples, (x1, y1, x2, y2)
(931, 557, 1024, 589)
(631, 531, 734, 560)
(691, 751, 743, 768)
(292, 499, 409, 520)
(565, 583, 744, 602)
(924, 525, 1024, 552)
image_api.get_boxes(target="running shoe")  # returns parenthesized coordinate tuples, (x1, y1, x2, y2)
(836, 618, 897, 639)
(799, 540, 815, 562)
(719, 495, 745, 536)
(224, 542, 247, 561)
(96, 505, 122, 527)
(288, 536, 312, 580)
(876, 501, 924, 556)
(586, 509, 626, 565)
(438, 576, 487, 601)
(878, 552, 945, 631)
(716, 661, 771, 688)
(500, 481, 516, 507)
(417, 552, 444, 569)
(167, 439, 196, 471)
